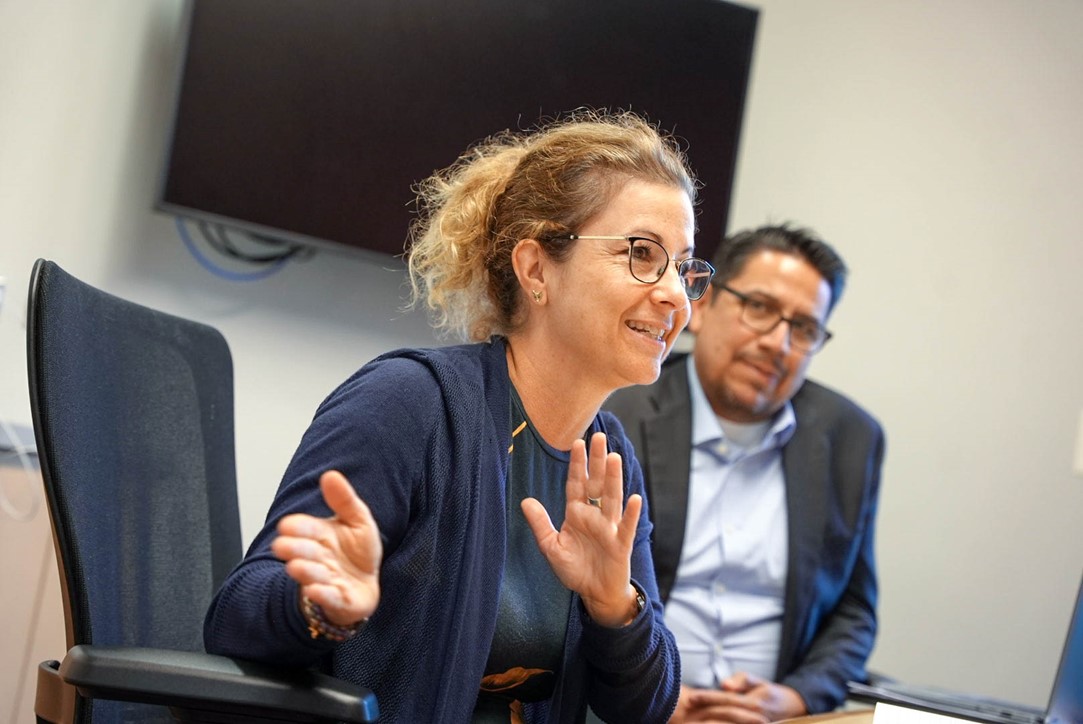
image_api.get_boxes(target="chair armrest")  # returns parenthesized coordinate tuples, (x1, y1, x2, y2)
(35, 660, 77, 724)
(58, 645, 378, 723)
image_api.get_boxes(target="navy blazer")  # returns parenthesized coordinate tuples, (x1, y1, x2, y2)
(604, 353, 885, 713)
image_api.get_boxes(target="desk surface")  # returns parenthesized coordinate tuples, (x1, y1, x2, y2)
(781, 708, 874, 724)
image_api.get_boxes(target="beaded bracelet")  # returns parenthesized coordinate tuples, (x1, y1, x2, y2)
(301, 596, 367, 642)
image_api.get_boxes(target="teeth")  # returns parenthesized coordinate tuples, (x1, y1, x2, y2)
(629, 321, 665, 341)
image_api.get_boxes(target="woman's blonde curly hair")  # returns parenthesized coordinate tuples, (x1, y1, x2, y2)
(406, 109, 697, 341)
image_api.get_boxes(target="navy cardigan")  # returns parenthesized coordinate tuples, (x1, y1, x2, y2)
(204, 338, 679, 723)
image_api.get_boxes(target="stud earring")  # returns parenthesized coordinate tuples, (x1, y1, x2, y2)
(531, 290, 543, 303)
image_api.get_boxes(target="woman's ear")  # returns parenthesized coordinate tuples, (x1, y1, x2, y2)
(511, 238, 547, 302)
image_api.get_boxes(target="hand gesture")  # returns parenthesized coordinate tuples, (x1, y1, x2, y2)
(670, 676, 807, 724)
(521, 431, 643, 627)
(271, 470, 383, 627)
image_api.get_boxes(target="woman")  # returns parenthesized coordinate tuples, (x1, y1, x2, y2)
(204, 109, 716, 722)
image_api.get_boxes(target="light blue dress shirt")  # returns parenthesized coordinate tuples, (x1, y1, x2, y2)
(664, 356, 796, 687)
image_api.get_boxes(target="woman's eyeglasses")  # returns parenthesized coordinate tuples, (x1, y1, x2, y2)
(564, 235, 715, 301)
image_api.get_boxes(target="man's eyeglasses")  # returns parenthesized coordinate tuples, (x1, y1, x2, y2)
(565, 235, 715, 301)
(717, 285, 833, 353)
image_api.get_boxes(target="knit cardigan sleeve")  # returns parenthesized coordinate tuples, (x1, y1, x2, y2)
(205, 341, 514, 722)
(203, 353, 443, 666)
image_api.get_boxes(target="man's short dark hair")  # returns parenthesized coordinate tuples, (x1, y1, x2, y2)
(710, 223, 848, 314)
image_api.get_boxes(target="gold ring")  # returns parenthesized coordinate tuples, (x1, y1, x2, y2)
(586, 496, 603, 509)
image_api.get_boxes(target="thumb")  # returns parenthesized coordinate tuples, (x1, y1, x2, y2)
(520, 497, 557, 550)
(319, 470, 372, 526)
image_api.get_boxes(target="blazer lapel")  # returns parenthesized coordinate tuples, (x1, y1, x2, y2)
(642, 361, 694, 603)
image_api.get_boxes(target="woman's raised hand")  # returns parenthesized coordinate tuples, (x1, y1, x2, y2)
(272, 470, 383, 627)
(521, 431, 643, 627)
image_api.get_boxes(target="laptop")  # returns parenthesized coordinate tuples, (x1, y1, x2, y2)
(848, 572, 1083, 724)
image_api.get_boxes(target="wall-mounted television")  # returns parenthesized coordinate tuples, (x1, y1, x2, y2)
(157, 0, 758, 262)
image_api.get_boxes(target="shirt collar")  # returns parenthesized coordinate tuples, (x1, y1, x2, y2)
(686, 355, 796, 454)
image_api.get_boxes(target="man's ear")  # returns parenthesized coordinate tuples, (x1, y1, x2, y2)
(511, 238, 546, 298)
(686, 284, 715, 335)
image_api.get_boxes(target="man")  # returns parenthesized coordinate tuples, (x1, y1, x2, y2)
(605, 224, 884, 723)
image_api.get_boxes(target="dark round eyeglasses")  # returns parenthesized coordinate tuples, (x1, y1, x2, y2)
(717, 285, 833, 353)
(565, 235, 716, 301)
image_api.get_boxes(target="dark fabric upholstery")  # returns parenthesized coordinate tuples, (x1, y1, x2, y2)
(27, 259, 241, 722)
(26, 260, 378, 724)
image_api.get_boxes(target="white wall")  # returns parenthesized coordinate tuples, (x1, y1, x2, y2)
(729, 0, 1083, 708)
(0, 2, 439, 716)
(1, 0, 1081, 717)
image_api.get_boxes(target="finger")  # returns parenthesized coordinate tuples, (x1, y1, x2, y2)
(276, 512, 329, 540)
(687, 690, 752, 710)
(686, 693, 769, 724)
(684, 694, 766, 724)
(282, 557, 334, 586)
(722, 672, 761, 693)
(586, 432, 608, 495)
(692, 708, 766, 724)
(520, 497, 557, 553)
(319, 469, 375, 527)
(271, 534, 330, 563)
(602, 447, 623, 520)
(712, 708, 767, 724)
(565, 439, 588, 503)
(616, 493, 642, 548)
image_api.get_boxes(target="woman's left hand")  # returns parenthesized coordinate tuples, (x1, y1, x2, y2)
(521, 431, 643, 627)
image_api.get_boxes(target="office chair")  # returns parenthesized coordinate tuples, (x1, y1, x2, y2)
(26, 259, 378, 723)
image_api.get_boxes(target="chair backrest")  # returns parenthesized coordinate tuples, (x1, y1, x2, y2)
(27, 259, 243, 722)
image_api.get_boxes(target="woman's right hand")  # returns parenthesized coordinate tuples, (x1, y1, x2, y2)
(271, 470, 383, 627)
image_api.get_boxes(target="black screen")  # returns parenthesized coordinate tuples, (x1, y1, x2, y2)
(157, 0, 758, 261)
